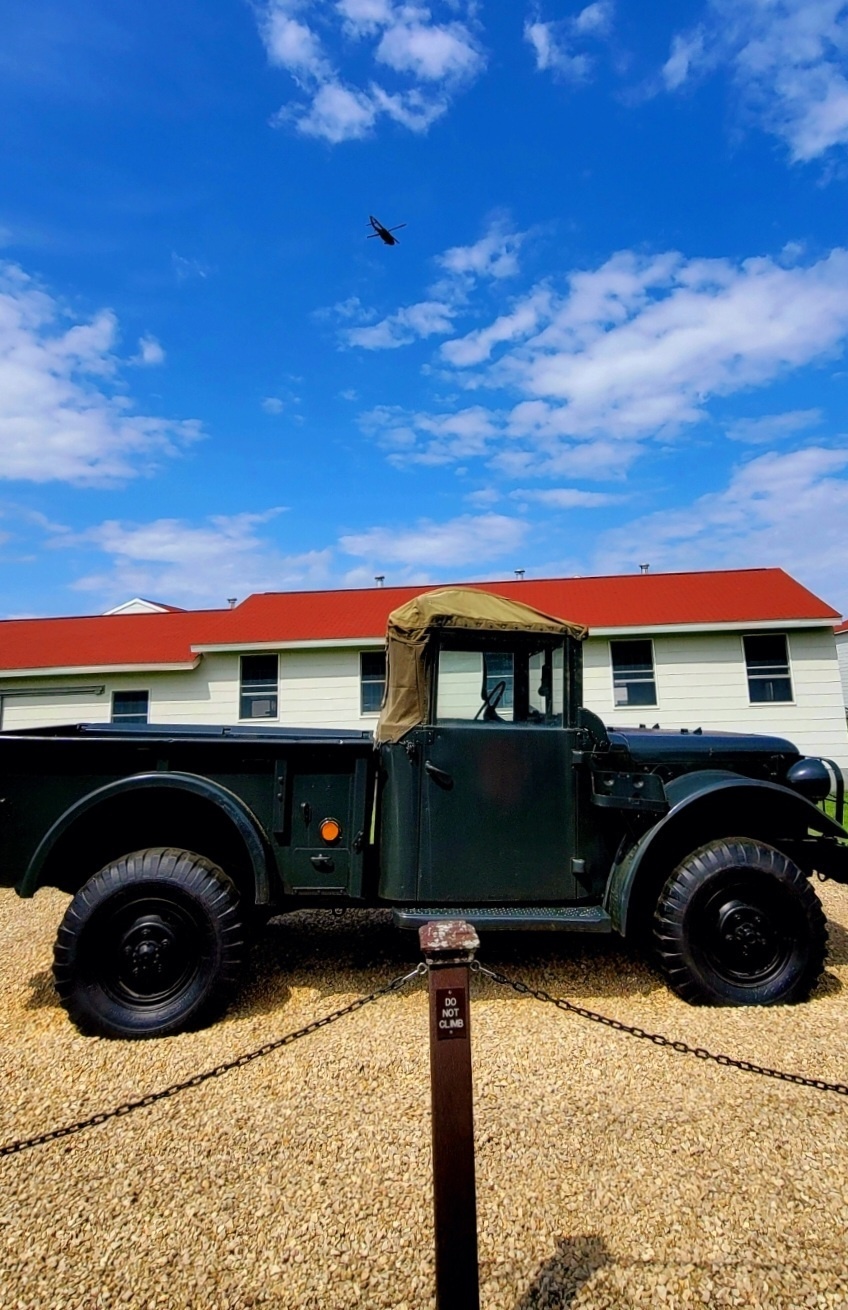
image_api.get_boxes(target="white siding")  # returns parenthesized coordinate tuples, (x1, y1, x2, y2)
(584, 627, 848, 772)
(836, 631, 848, 709)
(3, 626, 847, 774)
(276, 648, 378, 729)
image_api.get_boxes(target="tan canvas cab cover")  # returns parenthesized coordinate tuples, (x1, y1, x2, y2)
(375, 587, 587, 744)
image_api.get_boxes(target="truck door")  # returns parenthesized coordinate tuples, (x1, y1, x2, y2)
(417, 640, 581, 903)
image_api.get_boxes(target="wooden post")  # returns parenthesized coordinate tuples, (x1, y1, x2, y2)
(419, 921, 481, 1310)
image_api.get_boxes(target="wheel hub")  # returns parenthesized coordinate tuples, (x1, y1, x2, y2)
(122, 918, 175, 981)
(112, 911, 193, 1000)
(713, 898, 781, 976)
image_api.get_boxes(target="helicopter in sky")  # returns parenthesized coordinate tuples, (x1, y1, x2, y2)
(367, 215, 406, 246)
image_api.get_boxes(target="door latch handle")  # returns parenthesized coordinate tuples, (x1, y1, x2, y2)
(310, 854, 335, 872)
(424, 761, 454, 790)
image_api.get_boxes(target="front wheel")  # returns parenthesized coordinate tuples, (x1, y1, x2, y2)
(53, 847, 245, 1038)
(653, 838, 827, 1005)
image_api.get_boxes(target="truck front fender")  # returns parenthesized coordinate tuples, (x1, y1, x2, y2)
(18, 772, 274, 903)
(605, 770, 845, 937)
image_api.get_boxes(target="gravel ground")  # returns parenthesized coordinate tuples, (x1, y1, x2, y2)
(2, 883, 848, 1309)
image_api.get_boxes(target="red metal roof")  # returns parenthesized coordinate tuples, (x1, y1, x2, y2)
(0, 569, 838, 673)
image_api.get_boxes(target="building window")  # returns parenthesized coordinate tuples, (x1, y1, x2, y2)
(240, 654, 278, 719)
(611, 639, 657, 707)
(744, 634, 793, 703)
(484, 651, 515, 711)
(360, 650, 386, 714)
(111, 690, 149, 724)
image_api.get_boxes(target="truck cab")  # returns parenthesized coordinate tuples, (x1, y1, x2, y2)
(377, 602, 588, 908)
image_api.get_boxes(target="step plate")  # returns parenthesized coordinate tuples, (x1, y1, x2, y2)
(392, 905, 612, 933)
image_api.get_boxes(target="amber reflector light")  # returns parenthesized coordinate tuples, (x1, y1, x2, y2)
(320, 817, 342, 844)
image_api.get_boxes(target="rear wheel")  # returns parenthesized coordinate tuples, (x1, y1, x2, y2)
(653, 838, 826, 1005)
(53, 847, 245, 1038)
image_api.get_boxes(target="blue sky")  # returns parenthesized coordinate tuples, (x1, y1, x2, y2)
(2, 0, 848, 617)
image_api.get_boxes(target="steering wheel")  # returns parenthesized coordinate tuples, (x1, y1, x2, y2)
(474, 680, 506, 721)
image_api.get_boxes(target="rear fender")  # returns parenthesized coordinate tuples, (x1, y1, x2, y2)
(18, 772, 274, 903)
(605, 770, 846, 937)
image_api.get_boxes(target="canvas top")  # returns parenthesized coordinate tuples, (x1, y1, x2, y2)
(375, 587, 586, 744)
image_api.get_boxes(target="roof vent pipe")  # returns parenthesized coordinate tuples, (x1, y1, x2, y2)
(375, 575, 385, 587)
(639, 563, 650, 574)
(514, 569, 525, 580)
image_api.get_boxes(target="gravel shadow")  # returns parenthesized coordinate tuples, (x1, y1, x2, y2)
(24, 904, 846, 1024)
(247, 909, 665, 1004)
(826, 916, 848, 966)
(512, 1235, 613, 1309)
(25, 968, 61, 1010)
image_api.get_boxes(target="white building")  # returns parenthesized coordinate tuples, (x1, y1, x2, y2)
(1, 567, 846, 773)
(835, 620, 848, 711)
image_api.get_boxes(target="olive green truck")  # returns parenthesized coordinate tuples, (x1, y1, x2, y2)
(3, 589, 847, 1039)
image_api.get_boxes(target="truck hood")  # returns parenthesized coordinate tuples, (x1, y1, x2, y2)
(605, 726, 801, 775)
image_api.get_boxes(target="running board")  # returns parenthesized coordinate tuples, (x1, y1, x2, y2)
(392, 905, 613, 933)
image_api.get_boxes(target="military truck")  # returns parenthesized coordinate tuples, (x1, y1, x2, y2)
(3, 589, 847, 1039)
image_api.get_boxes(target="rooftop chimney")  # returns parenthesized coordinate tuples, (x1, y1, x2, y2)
(514, 569, 525, 580)
(639, 563, 650, 575)
(374, 575, 385, 587)
(227, 597, 237, 608)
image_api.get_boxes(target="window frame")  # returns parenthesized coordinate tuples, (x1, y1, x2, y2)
(609, 637, 658, 709)
(239, 652, 279, 721)
(111, 689, 150, 725)
(432, 633, 567, 726)
(360, 648, 387, 716)
(742, 632, 794, 705)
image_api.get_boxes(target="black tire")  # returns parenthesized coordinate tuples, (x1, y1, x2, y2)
(53, 847, 245, 1039)
(653, 838, 827, 1006)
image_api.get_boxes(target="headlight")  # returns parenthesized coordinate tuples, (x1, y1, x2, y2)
(786, 758, 831, 802)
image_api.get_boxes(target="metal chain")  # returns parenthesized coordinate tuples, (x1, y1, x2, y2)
(0, 963, 426, 1159)
(472, 962, 848, 1098)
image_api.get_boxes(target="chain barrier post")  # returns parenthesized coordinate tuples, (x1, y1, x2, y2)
(419, 920, 481, 1310)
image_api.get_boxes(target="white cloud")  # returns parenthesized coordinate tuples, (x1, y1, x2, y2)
(437, 223, 526, 280)
(337, 0, 394, 35)
(171, 253, 211, 282)
(340, 511, 528, 571)
(346, 299, 457, 348)
(290, 79, 378, 141)
(262, 9, 333, 79)
(375, 15, 482, 81)
(0, 262, 200, 486)
(262, 396, 285, 414)
(592, 445, 848, 611)
(524, 2, 614, 80)
(341, 216, 528, 351)
(666, 1, 848, 162)
(65, 510, 333, 607)
(349, 243, 848, 490)
(132, 334, 165, 366)
(724, 407, 823, 443)
(493, 432, 642, 481)
(662, 29, 706, 91)
(361, 404, 497, 464)
(511, 486, 624, 508)
(524, 20, 589, 79)
(440, 286, 552, 366)
(442, 247, 848, 447)
(258, 0, 485, 143)
(574, 2, 614, 36)
(369, 82, 450, 129)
